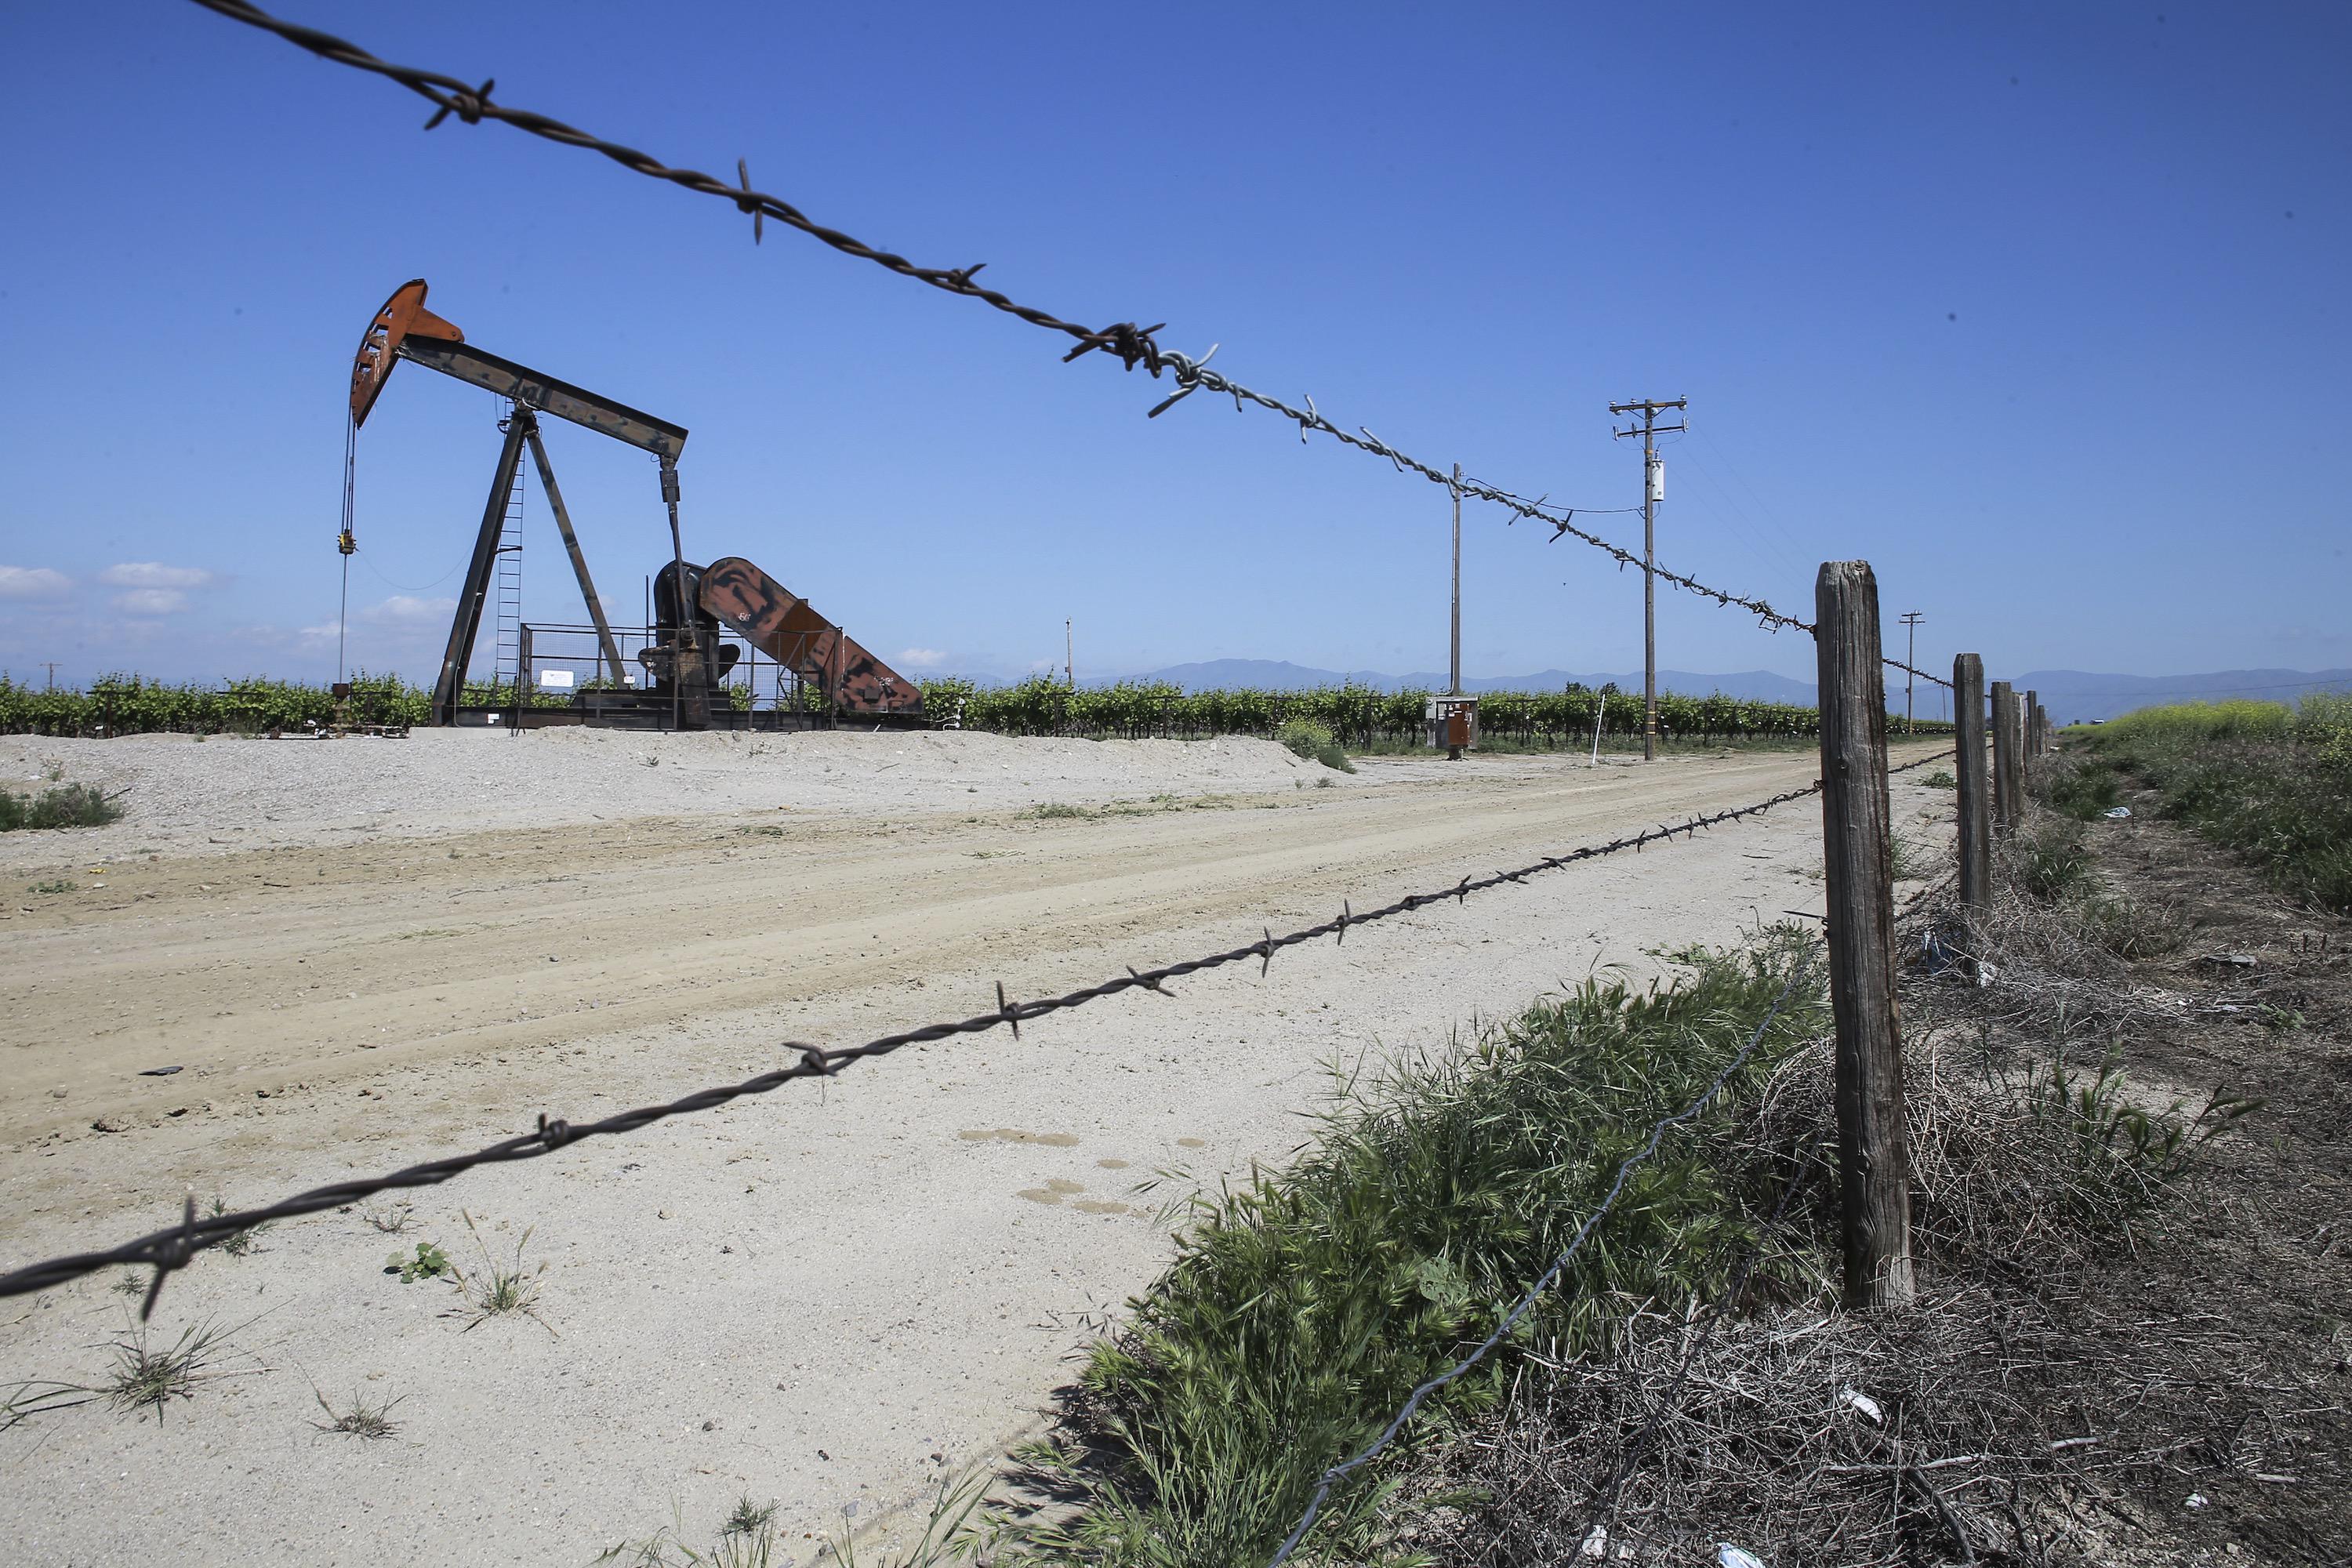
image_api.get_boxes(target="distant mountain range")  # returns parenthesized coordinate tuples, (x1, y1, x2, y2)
(1131, 659, 1819, 705)
(1119, 659, 2352, 724)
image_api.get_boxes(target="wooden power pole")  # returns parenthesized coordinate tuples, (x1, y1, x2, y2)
(1815, 560, 1915, 1309)
(1898, 612, 1925, 734)
(1610, 398, 1686, 761)
(1449, 464, 1462, 697)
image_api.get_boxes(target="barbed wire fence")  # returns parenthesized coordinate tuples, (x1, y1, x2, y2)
(190, 0, 1947, 695)
(2, 775, 1846, 1307)
(8, 4, 2020, 1557)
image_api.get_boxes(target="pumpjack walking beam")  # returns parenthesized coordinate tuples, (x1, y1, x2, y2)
(350, 279, 688, 724)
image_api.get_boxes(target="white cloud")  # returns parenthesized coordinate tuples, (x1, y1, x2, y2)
(895, 647, 948, 669)
(113, 588, 189, 616)
(100, 562, 220, 590)
(0, 566, 72, 600)
(360, 595, 457, 625)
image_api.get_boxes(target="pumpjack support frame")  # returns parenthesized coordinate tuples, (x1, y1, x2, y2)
(347, 279, 922, 728)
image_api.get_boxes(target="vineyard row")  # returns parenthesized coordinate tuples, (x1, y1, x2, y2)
(0, 673, 1955, 745)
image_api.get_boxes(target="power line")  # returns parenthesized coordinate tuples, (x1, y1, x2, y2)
(191, 0, 1835, 655)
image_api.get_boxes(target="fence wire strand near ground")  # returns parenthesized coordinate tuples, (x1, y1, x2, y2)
(0, 774, 1858, 1312)
(1264, 960, 1818, 1568)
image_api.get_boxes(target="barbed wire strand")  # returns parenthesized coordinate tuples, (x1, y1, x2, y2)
(1573, 1165, 1822, 1558)
(1263, 958, 1818, 1568)
(187, 0, 1963, 688)
(0, 761, 1960, 1310)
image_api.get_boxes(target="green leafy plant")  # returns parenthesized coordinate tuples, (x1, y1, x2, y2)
(0, 783, 121, 832)
(1922, 769, 1957, 789)
(27, 879, 75, 895)
(385, 1240, 452, 1283)
(2258, 1004, 2305, 1033)
(1016, 930, 1827, 1565)
(2031, 1046, 2261, 1225)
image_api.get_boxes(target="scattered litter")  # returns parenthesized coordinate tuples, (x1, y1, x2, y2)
(1719, 1547, 1769, 1568)
(1974, 961, 2000, 988)
(2199, 953, 2259, 968)
(1838, 1387, 1884, 1425)
(137, 1065, 183, 1076)
(2186, 1493, 2209, 1510)
(2103, 806, 2132, 818)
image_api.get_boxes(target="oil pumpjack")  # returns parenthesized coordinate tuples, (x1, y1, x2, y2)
(345, 279, 923, 728)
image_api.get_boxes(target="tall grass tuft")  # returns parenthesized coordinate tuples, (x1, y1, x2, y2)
(2085, 696, 2352, 912)
(1018, 930, 1825, 1566)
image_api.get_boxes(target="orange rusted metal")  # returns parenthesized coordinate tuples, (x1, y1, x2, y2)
(350, 278, 463, 428)
(699, 556, 922, 716)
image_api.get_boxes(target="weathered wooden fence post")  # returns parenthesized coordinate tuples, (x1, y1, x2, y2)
(1815, 561, 1916, 1308)
(1955, 654, 1992, 930)
(2026, 688, 2044, 760)
(1991, 681, 2022, 829)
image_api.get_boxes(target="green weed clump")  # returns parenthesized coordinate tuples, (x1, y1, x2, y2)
(1020, 931, 1825, 1566)
(2029, 1047, 2258, 1228)
(0, 783, 120, 832)
(2087, 697, 2352, 912)
(1275, 717, 1355, 773)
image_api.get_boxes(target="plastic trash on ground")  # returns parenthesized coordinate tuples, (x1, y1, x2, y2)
(2103, 806, 2132, 819)
(1719, 1546, 1770, 1568)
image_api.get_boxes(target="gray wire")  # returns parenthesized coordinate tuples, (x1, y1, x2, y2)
(1264, 958, 1817, 1567)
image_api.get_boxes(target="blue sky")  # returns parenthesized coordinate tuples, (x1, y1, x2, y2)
(2, 2, 2345, 690)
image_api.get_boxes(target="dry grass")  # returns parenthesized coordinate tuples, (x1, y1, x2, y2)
(310, 1385, 407, 1439)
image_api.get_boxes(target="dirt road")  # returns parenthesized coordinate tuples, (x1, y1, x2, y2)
(0, 732, 1951, 1565)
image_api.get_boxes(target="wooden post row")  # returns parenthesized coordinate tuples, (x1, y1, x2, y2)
(1954, 654, 1992, 926)
(2025, 688, 2043, 758)
(1813, 561, 1916, 1309)
(1990, 681, 2023, 829)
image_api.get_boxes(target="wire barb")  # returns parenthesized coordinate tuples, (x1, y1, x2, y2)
(140, 1192, 197, 1321)
(735, 157, 762, 243)
(0, 773, 1835, 1305)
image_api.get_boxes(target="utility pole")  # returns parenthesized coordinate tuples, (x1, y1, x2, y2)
(1065, 619, 1075, 689)
(1610, 397, 1686, 761)
(42, 662, 61, 691)
(1449, 463, 1462, 696)
(1898, 612, 1925, 734)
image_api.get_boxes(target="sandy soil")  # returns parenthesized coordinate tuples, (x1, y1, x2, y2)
(0, 729, 1951, 1565)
